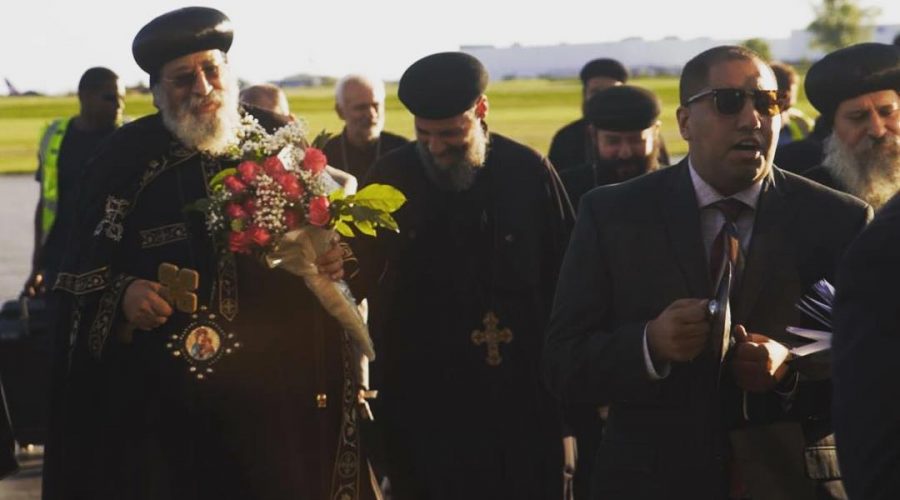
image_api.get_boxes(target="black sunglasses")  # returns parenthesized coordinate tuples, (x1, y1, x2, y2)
(162, 64, 222, 89)
(686, 88, 784, 117)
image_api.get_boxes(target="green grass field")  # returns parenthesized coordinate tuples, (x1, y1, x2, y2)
(0, 77, 817, 174)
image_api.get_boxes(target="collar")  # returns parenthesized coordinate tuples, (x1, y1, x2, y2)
(688, 157, 765, 210)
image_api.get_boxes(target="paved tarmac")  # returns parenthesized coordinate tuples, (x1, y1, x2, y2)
(0, 175, 37, 303)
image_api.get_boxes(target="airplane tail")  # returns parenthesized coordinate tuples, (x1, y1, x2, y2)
(4, 78, 20, 96)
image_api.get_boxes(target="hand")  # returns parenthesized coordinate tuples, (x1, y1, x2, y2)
(122, 280, 173, 331)
(316, 237, 345, 282)
(23, 271, 45, 297)
(731, 324, 790, 393)
(646, 298, 710, 363)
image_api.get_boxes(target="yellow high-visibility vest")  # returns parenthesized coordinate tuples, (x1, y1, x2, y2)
(37, 118, 70, 241)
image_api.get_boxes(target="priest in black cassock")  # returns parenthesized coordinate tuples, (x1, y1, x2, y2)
(548, 58, 629, 173)
(560, 84, 666, 209)
(801, 43, 900, 210)
(350, 52, 573, 500)
(323, 75, 408, 182)
(45, 7, 378, 500)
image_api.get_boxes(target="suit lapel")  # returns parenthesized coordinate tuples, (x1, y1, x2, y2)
(735, 168, 795, 322)
(660, 161, 710, 298)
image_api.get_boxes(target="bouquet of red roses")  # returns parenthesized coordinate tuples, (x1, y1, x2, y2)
(197, 117, 405, 359)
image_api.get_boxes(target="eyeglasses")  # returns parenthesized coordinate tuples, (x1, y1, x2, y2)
(162, 64, 222, 89)
(686, 88, 784, 117)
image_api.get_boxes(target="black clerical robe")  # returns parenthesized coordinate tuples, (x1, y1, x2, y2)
(548, 118, 592, 173)
(352, 133, 572, 500)
(47, 111, 376, 500)
(323, 129, 408, 181)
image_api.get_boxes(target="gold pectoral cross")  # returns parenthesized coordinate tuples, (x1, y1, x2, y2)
(471, 311, 513, 366)
(158, 263, 199, 313)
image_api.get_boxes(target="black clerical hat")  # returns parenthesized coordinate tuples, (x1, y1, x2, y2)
(805, 43, 900, 122)
(586, 85, 660, 132)
(398, 52, 489, 120)
(133, 7, 233, 81)
(579, 58, 629, 85)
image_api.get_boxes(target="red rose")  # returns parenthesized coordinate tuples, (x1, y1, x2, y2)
(283, 210, 300, 229)
(263, 156, 286, 176)
(248, 225, 272, 247)
(243, 198, 257, 216)
(237, 161, 261, 183)
(223, 175, 247, 195)
(225, 202, 248, 220)
(308, 196, 331, 227)
(228, 230, 252, 254)
(276, 173, 304, 200)
(302, 148, 327, 174)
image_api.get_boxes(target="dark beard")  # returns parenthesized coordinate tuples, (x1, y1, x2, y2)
(416, 130, 489, 192)
(593, 150, 660, 185)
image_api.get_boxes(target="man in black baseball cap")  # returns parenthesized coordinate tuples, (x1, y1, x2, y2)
(802, 43, 900, 209)
(560, 85, 665, 208)
(351, 51, 572, 499)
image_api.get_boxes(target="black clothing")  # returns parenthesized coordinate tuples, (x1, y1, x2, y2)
(353, 133, 572, 499)
(322, 129, 407, 181)
(548, 118, 592, 173)
(803, 165, 845, 193)
(776, 138, 825, 175)
(544, 162, 870, 499)
(833, 192, 900, 500)
(548, 118, 670, 173)
(46, 111, 375, 500)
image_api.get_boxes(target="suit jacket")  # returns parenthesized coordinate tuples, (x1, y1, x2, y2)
(543, 160, 870, 500)
(833, 193, 900, 500)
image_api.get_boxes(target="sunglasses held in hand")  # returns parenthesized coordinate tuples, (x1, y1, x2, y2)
(687, 88, 785, 117)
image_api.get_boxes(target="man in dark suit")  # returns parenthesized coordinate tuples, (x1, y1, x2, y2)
(544, 45, 871, 500)
(833, 192, 900, 500)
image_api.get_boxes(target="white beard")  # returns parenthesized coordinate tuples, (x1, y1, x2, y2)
(823, 132, 900, 210)
(154, 74, 242, 155)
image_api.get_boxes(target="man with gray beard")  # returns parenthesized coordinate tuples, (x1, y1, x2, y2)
(802, 43, 900, 210)
(350, 52, 573, 500)
(45, 7, 375, 500)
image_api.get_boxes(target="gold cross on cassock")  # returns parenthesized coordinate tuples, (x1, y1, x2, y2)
(471, 311, 513, 366)
(158, 263, 199, 313)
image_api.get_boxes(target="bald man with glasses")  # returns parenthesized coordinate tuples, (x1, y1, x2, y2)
(544, 45, 871, 500)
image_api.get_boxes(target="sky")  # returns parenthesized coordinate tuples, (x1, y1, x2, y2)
(2, 0, 899, 95)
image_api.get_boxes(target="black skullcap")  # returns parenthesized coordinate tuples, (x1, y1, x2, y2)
(579, 58, 629, 85)
(398, 52, 488, 119)
(133, 7, 233, 82)
(805, 43, 900, 123)
(586, 85, 660, 132)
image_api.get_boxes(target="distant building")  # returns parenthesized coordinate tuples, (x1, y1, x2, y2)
(462, 24, 900, 80)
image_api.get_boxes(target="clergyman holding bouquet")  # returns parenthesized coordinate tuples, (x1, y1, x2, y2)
(44, 7, 398, 500)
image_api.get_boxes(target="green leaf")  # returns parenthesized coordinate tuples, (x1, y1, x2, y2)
(311, 129, 333, 150)
(210, 167, 238, 188)
(353, 219, 377, 237)
(184, 198, 211, 214)
(230, 219, 245, 232)
(349, 184, 406, 212)
(328, 188, 346, 203)
(375, 212, 400, 232)
(334, 219, 354, 237)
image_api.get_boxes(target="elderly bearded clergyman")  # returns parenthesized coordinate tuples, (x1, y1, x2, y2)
(802, 43, 900, 210)
(43, 7, 379, 500)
